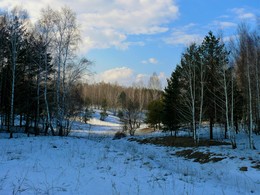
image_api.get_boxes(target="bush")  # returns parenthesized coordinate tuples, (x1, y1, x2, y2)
(100, 111, 108, 121)
(117, 110, 124, 120)
(113, 131, 126, 140)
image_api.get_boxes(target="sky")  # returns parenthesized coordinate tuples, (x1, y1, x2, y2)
(1, 0, 259, 87)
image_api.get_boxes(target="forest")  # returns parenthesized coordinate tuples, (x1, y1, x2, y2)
(160, 28, 259, 150)
(1, 3, 260, 194)
(0, 6, 162, 138)
(0, 6, 259, 150)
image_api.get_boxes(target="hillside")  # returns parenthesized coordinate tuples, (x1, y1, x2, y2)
(0, 111, 259, 194)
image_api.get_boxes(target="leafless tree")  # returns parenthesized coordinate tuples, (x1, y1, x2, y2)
(148, 72, 162, 100)
(179, 43, 199, 143)
(36, 6, 56, 135)
(235, 24, 256, 149)
(52, 7, 80, 135)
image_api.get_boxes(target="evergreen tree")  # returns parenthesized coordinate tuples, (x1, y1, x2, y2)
(162, 65, 182, 136)
(5, 8, 29, 137)
(146, 99, 163, 130)
(100, 99, 108, 121)
(118, 91, 127, 108)
(200, 31, 229, 139)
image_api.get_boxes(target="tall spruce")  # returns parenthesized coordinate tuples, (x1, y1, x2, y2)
(162, 65, 182, 136)
(200, 31, 228, 140)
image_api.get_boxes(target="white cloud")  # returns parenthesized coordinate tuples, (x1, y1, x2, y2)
(149, 58, 158, 64)
(158, 72, 167, 88)
(93, 68, 167, 87)
(134, 72, 167, 88)
(232, 8, 255, 20)
(1, 0, 179, 52)
(218, 15, 230, 19)
(136, 74, 147, 82)
(164, 23, 203, 46)
(222, 35, 238, 43)
(95, 67, 134, 85)
(212, 21, 237, 29)
(141, 57, 158, 64)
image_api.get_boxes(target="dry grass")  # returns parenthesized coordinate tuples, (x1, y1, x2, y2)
(175, 149, 226, 163)
(251, 161, 260, 170)
(128, 136, 230, 164)
(128, 136, 230, 147)
(239, 166, 248, 171)
(136, 127, 155, 134)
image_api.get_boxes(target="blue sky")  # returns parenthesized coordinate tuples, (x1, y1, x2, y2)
(2, 0, 260, 87)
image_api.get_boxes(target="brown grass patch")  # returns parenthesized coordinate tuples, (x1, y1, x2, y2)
(128, 136, 230, 147)
(128, 136, 229, 164)
(239, 166, 248, 171)
(251, 161, 260, 170)
(251, 164, 260, 170)
(137, 127, 155, 134)
(175, 149, 225, 163)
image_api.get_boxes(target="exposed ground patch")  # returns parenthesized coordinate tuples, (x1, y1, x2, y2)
(128, 136, 230, 164)
(251, 161, 260, 170)
(128, 136, 230, 147)
(175, 149, 226, 163)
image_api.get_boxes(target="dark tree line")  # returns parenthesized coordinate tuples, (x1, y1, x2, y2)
(160, 27, 259, 149)
(0, 7, 90, 137)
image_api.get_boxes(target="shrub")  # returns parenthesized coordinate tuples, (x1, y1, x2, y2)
(113, 131, 126, 140)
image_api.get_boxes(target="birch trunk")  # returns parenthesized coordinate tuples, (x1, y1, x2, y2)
(230, 69, 236, 148)
(198, 59, 204, 144)
(9, 18, 19, 138)
(10, 34, 16, 138)
(247, 48, 255, 149)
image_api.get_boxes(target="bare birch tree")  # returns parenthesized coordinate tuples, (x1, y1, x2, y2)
(148, 72, 162, 100)
(180, 43, 199, 143)
(235, 24, 256, 149)
(52, 7, 80, 135)
(37, 7, 56, 135)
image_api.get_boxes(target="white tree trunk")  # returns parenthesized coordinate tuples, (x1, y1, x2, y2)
(247, 48, 255, 149)
(9, 19, 19, 138)
(223, 61, 230, 139)
(189, 63, 196, 143)
(10, 36, 17, 138)
(230, 69, 236, 148)
(198, 59, 204, 144)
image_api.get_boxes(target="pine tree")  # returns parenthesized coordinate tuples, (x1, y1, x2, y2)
(100, 99, 108, 121)
(162, 65, 182, 136)
(146, 99, 163, 130)
(200, 31, 228, 140)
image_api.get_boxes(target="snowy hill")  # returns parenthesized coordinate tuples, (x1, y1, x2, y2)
(0, 111, 259, 194)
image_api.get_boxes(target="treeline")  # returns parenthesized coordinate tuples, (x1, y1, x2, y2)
(152, 25, 259, 149)
(0, 7, 91, 137)
(78, 80, 162, 112)
(78, 76, 163, 136)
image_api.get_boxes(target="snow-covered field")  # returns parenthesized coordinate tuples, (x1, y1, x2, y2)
(0, 111, 259, 194)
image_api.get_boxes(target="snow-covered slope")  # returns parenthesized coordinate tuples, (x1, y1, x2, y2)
(0, 111, 259, 194)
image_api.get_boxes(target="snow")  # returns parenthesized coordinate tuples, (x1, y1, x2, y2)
(0, 111, 259, 194)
